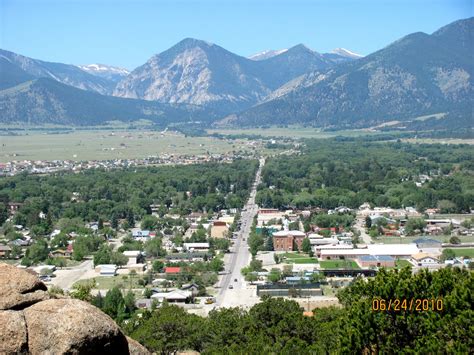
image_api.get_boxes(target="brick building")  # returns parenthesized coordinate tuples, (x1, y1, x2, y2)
(272, 230, 306, 251)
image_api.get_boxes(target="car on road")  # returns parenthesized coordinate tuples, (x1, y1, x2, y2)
(229, 285, 233, 289)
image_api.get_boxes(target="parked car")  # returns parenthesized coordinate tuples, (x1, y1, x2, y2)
(229, 285, 234, 289)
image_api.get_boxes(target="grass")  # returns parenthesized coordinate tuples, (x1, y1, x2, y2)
(280, 252, 318, 264)
(281, 252, 308, 259)
(74, 275, 145, 290)
(0, 130, 260, 163)
(396, 259, 413, 268)
(319, 260, 360, 270)
(451, 248, 474, 258)
(377, 235, 474, 244)
(208, 127, 379, 139)
(287, 258, 319, 264)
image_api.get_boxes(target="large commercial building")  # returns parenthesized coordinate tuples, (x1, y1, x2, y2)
(273, 230, 306, 251)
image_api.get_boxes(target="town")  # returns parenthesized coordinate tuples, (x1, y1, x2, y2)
(1, 154, 473, 318)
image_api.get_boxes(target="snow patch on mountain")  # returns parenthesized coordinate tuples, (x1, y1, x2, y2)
(331, 48, 363, 59)
(78, 64, 130, 75)
(248, 49, 288, 61)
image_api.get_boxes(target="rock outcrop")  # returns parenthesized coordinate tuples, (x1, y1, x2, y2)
(0, 263, 150, 354)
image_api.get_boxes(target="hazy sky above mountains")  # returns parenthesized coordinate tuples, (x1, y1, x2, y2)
(1, 0, 472, 69)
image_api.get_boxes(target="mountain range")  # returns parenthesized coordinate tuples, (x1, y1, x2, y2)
(0, 17, 472, 128)
(113, 40, 354, 113)
(227, 17, 473, 129)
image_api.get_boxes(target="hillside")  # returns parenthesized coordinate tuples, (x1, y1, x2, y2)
(0, 78, 220, 126)
(114, 39, 355, 113)
(0, 49, 116, 95)
(227, 18, 473, 129)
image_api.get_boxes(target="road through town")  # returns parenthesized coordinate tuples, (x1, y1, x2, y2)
(215, 158, 264, 308)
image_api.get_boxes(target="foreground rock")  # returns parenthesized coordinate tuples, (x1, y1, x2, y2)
(0, 263, 150, 354)
(0, 310, 28, 353)
(25, 299, 129, 354)
(0, 263, 49, 310)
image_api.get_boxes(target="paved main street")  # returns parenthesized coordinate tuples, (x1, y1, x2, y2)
(354, 217, 372, 244)
(215, 158, 264, 309)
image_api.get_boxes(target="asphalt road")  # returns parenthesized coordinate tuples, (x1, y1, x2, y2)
(48, 259, 93, 290)
(354, 217, 372, 244)
(215, 158, 264, 308)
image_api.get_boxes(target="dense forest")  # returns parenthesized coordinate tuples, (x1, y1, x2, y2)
(256, 140, 474, 211)
(121, 267, 473, 354)
(0, 159, 258, 234)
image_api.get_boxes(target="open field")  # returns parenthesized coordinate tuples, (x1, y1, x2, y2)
(375, 235, 474, 244)
(319, 260, 360, 269)
(451, 248, 474, 258)
(208, 127, 377, 139)
(0, 130, 259, 163)
(74, 275, 145, 290)
(402, 138, 474, 145)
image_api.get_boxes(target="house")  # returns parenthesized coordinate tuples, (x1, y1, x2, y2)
(210, 221, 228, 238)
(358, 255, 395, 268)
(257, 209, 286, 226)
(96, 264, 117, 276)
(273, 230, 306, 251)
(7, 202, 22, 215)
(123, 250, 143, 265)
(412, 238, 442, 249)
(181, 283, 200, 296)
(10, 238, 29, 247)
(135, 298, 153, 309)
(218, 215, 235, 224)
(183, 243, 210, 251)
(166, 252, 208, 262)
(164, 267, 181, 274)
(49, 249, 72, 258)
(0, 245, 12, 258)
(411, 253, 440, 266)
(132, 229, 150, 239)
(151, 289, 192, 303)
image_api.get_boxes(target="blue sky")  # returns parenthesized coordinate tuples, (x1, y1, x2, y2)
(1, 0, 472, 69)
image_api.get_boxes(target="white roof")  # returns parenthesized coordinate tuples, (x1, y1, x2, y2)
(367, 244, 419, 255)
(123, 250, 141, 257)
(320, 244, 419, 257)
(316, 244, 354, 250)
(184, 243, 209, 248)
(309, 237, 338, 245)
(320, 249, 369, 257)
(151, 290, 191, 300)
(272, 230, 306, 237)
(98, 264, 117, 270)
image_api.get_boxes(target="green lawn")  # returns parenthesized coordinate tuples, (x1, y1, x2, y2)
(378, 235, 474, 244)
(396, 260, 413, 268)
(319, 260, 360, 270)
(451, 248, 474, 258)
(281, 252, 308, 259)
(74, 275, 145, 290)
(287, 258, 319, 264)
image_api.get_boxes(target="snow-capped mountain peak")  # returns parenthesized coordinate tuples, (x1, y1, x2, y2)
(78, 64, 130, 75)
(331, 48, 363, 59)
(248, 49, 288, 61)
(77, 64, 130, 82)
